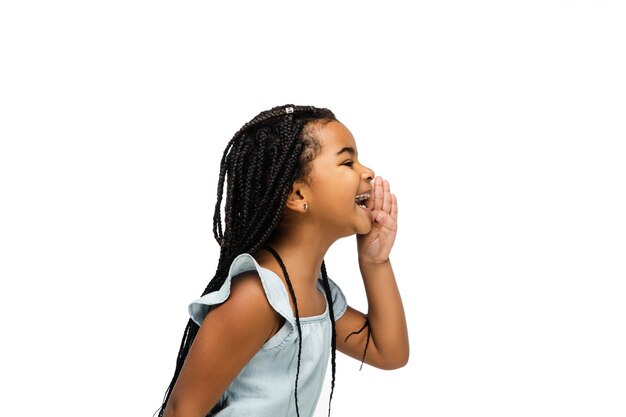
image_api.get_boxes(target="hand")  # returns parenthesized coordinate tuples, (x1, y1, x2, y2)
(357, 176, 398, 263)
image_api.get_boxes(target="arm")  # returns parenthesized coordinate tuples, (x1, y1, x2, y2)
(335, 259, 409, 370)
(163, 272, 283, 417)
(336, 176, 409, 370)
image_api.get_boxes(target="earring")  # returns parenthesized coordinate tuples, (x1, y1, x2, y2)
(303, 203, 308, 211)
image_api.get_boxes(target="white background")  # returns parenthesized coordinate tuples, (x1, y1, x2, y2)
(1, 1, 625, 416)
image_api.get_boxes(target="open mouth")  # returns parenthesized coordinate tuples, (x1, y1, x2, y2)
(355, 193, 370, 208)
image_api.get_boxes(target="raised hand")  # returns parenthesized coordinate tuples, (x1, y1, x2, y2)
(356, 176, 398, 263)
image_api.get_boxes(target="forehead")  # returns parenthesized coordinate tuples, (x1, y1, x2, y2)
(316, 120, 358, 156)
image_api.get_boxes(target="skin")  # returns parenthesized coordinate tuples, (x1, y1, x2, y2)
(164, 120, 409, 417)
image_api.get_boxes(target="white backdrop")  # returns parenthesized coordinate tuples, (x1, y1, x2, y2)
(1, 1, 625, 416)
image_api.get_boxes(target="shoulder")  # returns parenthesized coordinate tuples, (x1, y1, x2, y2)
(230, 270, 272, 312)
(203, 270, 282, 341)
(230, 269, 265, 296)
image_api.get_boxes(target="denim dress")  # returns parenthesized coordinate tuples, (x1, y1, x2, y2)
(188, 253, 348, 417)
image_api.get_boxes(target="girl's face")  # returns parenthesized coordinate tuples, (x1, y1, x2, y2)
(304, 120, 376, 237)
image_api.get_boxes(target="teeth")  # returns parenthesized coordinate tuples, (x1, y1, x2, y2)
(355, 193, 370, 202)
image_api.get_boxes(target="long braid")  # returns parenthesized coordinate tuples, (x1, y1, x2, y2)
(262, 244, 304, 417)
(212, 137, 236, 245)
(320, 261, 338, 417)
(241, 138, 256, 226)
(344, 316, 371, 371)
(157, 105, 337, 417)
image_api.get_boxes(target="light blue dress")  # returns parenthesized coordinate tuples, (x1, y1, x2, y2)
(188, 253, 348, 417)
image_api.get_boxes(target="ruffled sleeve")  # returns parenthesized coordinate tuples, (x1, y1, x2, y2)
(188, 253, 296, 330)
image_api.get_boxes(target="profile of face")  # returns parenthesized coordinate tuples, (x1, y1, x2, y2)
(286, 120, 376, 238)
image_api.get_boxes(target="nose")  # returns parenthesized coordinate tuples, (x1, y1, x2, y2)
(362, 165, 375, 182)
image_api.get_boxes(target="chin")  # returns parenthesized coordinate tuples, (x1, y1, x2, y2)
(356, 222, 373, 235)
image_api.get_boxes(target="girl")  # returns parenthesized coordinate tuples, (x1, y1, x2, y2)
(157, 105, 409, 417)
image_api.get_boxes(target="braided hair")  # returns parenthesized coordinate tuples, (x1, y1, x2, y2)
(157, 104, 347, 417)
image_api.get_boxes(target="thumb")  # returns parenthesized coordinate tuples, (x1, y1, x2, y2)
(371, 210, 384, 224)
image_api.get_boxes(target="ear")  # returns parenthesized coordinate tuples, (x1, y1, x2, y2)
(285, 181, 308, 213)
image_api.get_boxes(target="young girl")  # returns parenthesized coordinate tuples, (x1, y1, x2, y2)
(157, 104, 409, 417)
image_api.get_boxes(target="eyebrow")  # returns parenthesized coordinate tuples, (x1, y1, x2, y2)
(336, 146, 357, 157)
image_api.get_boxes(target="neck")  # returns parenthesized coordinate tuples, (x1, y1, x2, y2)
(254, 223, 337, 290)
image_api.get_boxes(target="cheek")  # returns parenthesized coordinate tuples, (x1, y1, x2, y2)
(309, 168, 356, 210)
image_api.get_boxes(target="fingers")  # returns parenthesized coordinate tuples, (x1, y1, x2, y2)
(391, 193, 398, 222)
(382, 179, 391, 214)
(366, 183, 375, 210)
(370, 176, 397, 224)
(373, 176, 393, 214)
(373, 176, 384, 212)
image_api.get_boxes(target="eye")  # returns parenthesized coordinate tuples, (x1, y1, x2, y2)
(342, 160, 354, 167)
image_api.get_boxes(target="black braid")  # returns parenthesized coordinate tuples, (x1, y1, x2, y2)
(320, 261, 338, 417)
(157, 105, 338, 417)
(344, 315, 371, 371)
(212, 136, 237, 246)
(262, 244, 304, 417)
